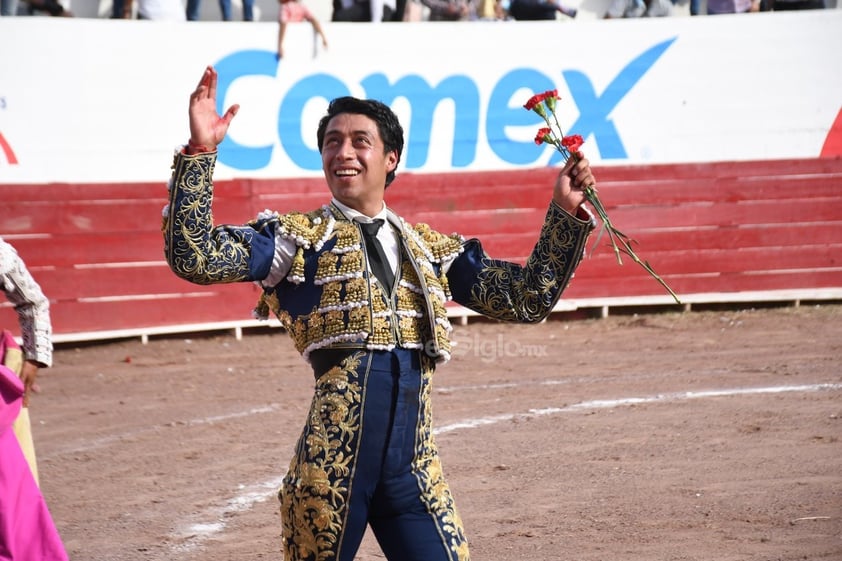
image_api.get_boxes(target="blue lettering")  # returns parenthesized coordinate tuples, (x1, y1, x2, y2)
(361, 73, 480, 168)
(555, 37, 677, 164)
(212, 38, 676, 172)
(214, 50, 277, 170)
(487, 68, 556, 165)
(280, 74, 351, 171)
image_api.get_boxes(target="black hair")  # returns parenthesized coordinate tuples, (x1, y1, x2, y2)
(316, 97, 405, 188)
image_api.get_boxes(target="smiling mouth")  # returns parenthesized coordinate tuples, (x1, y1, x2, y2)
(335, 169, 359, 177)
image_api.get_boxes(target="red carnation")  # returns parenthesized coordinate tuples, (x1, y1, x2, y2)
(562, 134, 584, 153)
(534, 127, 552, 145)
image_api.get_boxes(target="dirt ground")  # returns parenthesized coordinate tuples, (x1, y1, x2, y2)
(27, 303, 842, 561)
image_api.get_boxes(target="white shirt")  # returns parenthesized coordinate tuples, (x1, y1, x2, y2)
(260, 199, 400, 289)
(138, 0, 187, 21)
(332, 199, 400, 274)
(0, 238, 53, 367)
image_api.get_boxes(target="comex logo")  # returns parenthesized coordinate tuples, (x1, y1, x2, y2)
(211, 38, 677, 173)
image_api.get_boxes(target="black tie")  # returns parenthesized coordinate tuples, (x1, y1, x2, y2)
(359, 219, 395, 295)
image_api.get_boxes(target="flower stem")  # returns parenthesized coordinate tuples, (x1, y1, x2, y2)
(575, 159, 682, 305)
(527, 89, 682, 304)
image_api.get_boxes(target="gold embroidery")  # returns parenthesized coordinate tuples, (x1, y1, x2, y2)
(253, 211, 463, 362)
(316, 252, 340, 284)
(289, 247, 306, 283)
(344, 277, 367, 303)
(465, 204, 590, 323)
(320, 281, 342, 309)
(279, 208, 334, 250)
(412, 357, 470, 560)
(323, 309, 345, 338)
(332, 221, 360, 253)
(165, 153, 253, 284)
(279, 354, 364, 561)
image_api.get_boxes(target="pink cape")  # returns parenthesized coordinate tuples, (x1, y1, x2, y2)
(0, 331, 68, 561)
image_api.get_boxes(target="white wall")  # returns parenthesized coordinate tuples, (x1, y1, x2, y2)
(0, 12, 840, 183)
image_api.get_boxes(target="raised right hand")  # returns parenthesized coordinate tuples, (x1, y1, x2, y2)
(188, 65, 240, 152)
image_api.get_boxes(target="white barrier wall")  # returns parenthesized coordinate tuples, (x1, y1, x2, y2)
(0, 12, 840, 184)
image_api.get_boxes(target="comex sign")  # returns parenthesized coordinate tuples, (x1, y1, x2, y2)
(213, 38, 676, 173)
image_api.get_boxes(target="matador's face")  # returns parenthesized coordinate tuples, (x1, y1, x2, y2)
(320, 113, 398, 217)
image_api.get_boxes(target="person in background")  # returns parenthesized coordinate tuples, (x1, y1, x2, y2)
(508, 0, 576, 19)
(110, 0, 187, 19)
(163, 65, 596, 561)
(140, 0, 186, 19)
(0, 236, 67, 561)
(185, 0, 254, 20)
(417, 0, 473, 19)
(0, 237, 53, 474)
(111, 0, 131, 17)
(332, 0, 405, 21)
(0, 0, 19, 15)
(19, 0, 73, 15)
(705, 0, 760, 13)
(474, 0, 508, 19)
(604, 0, 671, 17)
(277, 0, 328, 59)
(766, 0, 824, 9)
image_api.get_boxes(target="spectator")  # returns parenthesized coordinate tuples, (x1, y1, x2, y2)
(767, 0, 824, 8)
(508, 0, 576, 19)
(645, 0, 672, 14)
(604, 0, 645, 17)
(417, 0, 473, 19)
(277, 0, 328, 59)
(110, 0, 187, 19)
(111, 0, 131, 17)
(133, 0, 187, 19)
(186, 0, 254, 21)
(1, 0, 19, 15)
(604, 0, 671, 17)
(332, 0, 405, 21)
(21, 0, 73, 15)
(706, 0, 760, 13)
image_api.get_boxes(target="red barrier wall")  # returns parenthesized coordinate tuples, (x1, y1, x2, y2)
(2, 157, 841, 342)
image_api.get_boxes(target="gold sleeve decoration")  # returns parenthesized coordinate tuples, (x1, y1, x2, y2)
(163, 152, 254, 285)
(465, 203, 591, 323)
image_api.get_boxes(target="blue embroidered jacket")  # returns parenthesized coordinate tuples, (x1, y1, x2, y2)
(163, 151, 594, 363)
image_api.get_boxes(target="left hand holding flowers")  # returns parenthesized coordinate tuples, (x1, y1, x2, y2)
(525, 88, 682, 304)
(553, 150, 594, 216)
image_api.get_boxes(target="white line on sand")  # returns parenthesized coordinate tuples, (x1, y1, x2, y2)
(434, 383, 842, 434)
(168, 382, 841, 553)
(42, 405, 281, 458)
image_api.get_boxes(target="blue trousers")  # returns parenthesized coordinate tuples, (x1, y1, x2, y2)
(279, 349, 470, 561)
(184, 0, 253, 21)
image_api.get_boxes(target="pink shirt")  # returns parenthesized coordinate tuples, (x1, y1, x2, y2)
(279, 1, 313, 22)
